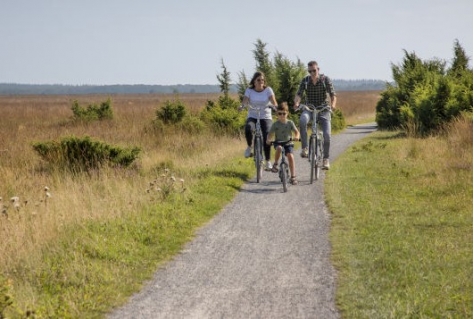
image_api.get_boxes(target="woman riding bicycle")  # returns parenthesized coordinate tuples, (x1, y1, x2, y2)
(293, 61, 337, 169)
(240, 71, 278, 171)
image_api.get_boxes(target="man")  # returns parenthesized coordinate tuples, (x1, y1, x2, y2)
(293, 60, 337, 169)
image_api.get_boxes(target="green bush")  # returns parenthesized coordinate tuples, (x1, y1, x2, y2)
(331, 108, 346, 132)
(71, 98, 113, 122)
(33, 136, 140, 172)
(200, 98, 245, 136)
(0, 276, 14, 319)
(376, 41, 473, 135)
(156, 100, 186, 124)
(151, 99, 206, 134)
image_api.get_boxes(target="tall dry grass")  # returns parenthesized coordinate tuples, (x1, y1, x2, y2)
(336, 90, 380, 124)
(0, 93, 237, 273)
(0, 91, 377, 275)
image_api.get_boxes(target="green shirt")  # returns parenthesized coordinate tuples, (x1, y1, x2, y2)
(269, 120, 298, 142)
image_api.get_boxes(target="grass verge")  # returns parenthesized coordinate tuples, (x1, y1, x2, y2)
(325, 130, 472, 318)
(3, 159, 254, 318)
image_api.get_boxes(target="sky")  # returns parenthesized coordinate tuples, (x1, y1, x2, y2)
(1, 0, 472, 86)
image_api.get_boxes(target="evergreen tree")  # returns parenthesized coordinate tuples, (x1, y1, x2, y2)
(217, 58, 232, 98)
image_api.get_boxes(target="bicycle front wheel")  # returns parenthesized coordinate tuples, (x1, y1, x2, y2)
(315, 135, 323, 181)
(309, 136, 316, 184)
(254, 136, 263, 183)
(280, 162, 288, 192)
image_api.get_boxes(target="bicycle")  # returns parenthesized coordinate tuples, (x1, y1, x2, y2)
(272, 138, 299, 193)
(270, 139, 295, 192)
(240, 104, 275, 183)
(298, 104, 332, 183)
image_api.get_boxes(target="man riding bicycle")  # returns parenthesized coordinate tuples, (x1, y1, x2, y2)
(293, 60, 337, 169)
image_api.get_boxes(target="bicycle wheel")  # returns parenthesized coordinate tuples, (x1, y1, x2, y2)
(280, 162, 288, 192)
(309, 136, 316, 184)
(254, 136, 263, 183)
(315, 134, 323, 180)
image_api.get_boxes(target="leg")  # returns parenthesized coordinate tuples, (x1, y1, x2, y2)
(274, 146, 282, 163)
(299, 110, 311, 149)
(245, 118, 256, 147)
(272, 145, 281, 173)
(260, 119, 273, 161)
(286, 145, 297, 185)
(288, 153, 296, 178)
(319, 112, 332, 159)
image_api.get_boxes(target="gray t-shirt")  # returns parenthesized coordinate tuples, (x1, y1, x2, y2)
(269, 120, 298, 142)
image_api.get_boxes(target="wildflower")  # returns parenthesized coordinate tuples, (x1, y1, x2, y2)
(44, 186, 50, 192)
(170, 176, 176, 182)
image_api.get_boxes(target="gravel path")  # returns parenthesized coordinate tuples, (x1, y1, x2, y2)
(108, 123, 377, 319)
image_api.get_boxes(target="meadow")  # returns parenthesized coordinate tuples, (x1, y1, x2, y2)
(326, 117, 472, 317)
(7, 90, 467, 318)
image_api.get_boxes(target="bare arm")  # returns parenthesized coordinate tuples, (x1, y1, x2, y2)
(294, 95, 302, 109)
(330, 95, 337, 110)
(269, 94, 277, 107)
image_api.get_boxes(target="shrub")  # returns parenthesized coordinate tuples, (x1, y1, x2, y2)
(200, 98, 245, 136)
(33, 136, 140, 172)
(376, 42, 473, 135)
(156, 100, 186, 124)
(0, 276, 14, 319)
(71, 98, 113, 121)
(331, 109, 346, 132)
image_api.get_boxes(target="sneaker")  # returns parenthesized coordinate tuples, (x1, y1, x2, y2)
(323, 158, 330, 170)
(265, 161, 273, 171)
(244, 147, 253, 158)
(300, 148, 308, 158)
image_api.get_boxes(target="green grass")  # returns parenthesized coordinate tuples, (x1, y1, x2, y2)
(3, 125, 471, 318)
(325, 131, 472, 318)
(3, 160, 254, 318)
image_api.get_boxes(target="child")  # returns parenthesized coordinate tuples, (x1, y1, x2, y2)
(266, 102, 300, 185)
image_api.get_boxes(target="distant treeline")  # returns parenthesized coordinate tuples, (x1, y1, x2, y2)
(0, 79, 386, 95)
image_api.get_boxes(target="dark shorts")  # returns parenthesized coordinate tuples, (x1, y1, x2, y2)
(273, 143, 294, 154)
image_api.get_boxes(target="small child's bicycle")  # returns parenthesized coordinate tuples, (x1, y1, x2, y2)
(271, 139, 294, 192)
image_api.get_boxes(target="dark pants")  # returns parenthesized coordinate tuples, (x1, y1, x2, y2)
(245, 118, 272, 161)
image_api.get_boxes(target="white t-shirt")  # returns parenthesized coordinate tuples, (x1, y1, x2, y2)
(244, 87, 274, 120)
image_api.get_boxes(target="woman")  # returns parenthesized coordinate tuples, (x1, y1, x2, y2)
(240, 71, 278, 171)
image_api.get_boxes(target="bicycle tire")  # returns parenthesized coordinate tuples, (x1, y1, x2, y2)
(254, 136, 263, 183)
(281, 162, 288, 192)
(309, 136, 316, 184)
(315, 135, 323, 180)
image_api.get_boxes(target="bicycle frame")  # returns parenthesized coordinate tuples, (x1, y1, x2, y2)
(299, 104, 331, 183)
(243, 104, 271, 183)
(272, 140, 291, 192)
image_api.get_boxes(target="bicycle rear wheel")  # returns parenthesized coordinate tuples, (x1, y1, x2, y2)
(309, 136, 316, 184)
(280, 162, 288, 192)
(254, 136, 263, 183)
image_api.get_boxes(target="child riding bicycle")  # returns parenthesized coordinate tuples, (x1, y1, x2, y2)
(267, 102, 300, 185)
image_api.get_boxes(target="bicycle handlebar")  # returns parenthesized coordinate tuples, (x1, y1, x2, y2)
(269, 138, 300, 145)
(239, 104, 277, 112)
(297, 103, 332, 113)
